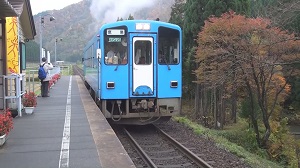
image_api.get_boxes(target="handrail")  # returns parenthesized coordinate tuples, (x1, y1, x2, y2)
(0, 67, 62, 117)
(26, 66, 61, 93)
(28, 70, 38, 93)
(0, 74, 25, 117)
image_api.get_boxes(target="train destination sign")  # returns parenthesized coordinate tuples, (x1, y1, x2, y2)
(108, 37, 122, 42)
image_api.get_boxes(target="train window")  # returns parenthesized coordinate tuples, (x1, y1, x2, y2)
(86, 45, 93, 67)
(158, 27, 180, 65)
(134, 40, 152, 65)
(104, 27, 128, 65)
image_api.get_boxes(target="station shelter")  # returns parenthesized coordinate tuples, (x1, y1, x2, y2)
(0, 0, 36, 111)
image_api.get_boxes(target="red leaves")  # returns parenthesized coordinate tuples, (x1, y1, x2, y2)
(196, 10, 300, 86)
(48, 73, 61, 89)
(0, 109, 13, 136)
(22, 92, 37, 107)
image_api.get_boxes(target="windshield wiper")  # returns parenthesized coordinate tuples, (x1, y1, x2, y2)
(163, 58, 171, 70)
(114, 64, 119, 71)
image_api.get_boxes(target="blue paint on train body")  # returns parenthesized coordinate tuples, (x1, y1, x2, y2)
(83, 20, 182, 124)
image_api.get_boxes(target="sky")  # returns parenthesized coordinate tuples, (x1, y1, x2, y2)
(90, 0, 158, 23)
(30, 0, 83, 15)
(30, 0, 157, 22)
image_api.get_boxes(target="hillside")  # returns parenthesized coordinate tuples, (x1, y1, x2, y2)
(32, 0, 175, 62)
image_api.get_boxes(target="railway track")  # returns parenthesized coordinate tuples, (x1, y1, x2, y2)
(72, 65, 84, 79)
(73, 64, 249, 168)
(74, 64, 210, 167)
(115, 124, 212, 168)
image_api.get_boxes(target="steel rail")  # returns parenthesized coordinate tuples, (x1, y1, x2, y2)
(123, 128, 157, 168)
(154, 125, 213, 168)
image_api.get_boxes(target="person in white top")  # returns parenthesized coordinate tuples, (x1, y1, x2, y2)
(106, 44, 121, 64)
(40, 57, 53, 97)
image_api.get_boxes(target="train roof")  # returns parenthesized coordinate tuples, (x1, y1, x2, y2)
(84, 20, 181, 51)
(100, 20, 182, 32)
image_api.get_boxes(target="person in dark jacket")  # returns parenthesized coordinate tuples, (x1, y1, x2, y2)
(40, 57, 53, 97)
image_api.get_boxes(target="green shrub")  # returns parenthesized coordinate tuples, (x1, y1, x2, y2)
(268, 118, 299, 167)
(240, 97, 261, 119)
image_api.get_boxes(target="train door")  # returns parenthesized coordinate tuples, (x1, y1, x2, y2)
(130, 34, 157, 97)
(97, 39, 101, 98)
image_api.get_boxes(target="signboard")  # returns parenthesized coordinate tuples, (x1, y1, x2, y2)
(6, 17, 19, 74)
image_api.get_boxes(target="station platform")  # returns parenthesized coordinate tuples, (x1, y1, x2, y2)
(0, 76, 135, 168)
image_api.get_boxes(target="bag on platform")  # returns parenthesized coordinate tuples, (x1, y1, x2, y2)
(38, 63, 47, 80)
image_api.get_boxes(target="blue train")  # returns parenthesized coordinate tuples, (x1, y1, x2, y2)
(82, 20, 182, 124)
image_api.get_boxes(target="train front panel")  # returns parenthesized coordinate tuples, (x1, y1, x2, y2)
(97, 20, 182, 124)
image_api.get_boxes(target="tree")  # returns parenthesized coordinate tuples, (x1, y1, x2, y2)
(25, 40, 40, 63)
(117, 17, 123, 21)
(182, 0, 209, 103)
(182, 0, 253, 123)
(195, 11, 300, 147)
(203, 0, 227, 18)
(247, 0, 300, 124)
(228, 0, 251, 16)
(128, 14, 134, 20)
(183, 0, 208, 51)
(245, 0, 300, 34)
(117, 14, 134, 21)
(169, 0, 185, 28)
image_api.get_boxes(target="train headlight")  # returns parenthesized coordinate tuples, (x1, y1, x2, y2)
(107, 82, 115, 89)
(136, 23, 151, 30)
(170, 81, 178, 88)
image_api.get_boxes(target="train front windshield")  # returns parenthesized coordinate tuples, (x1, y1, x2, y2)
(103, 24, 180, 66)
(158, 27, 180, 65)
(104, 27, 128, 65)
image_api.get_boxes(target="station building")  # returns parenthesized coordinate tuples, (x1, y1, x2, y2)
(0, 0, 36, 110)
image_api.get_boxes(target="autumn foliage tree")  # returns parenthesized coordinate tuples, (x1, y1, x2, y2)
(195, 11, 300, 151)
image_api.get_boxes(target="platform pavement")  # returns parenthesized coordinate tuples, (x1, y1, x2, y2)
(0, 75, 135, 168)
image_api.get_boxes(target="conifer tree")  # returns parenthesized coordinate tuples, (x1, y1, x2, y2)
(128, 14, 134, 20)
(169, 0, 185, 28)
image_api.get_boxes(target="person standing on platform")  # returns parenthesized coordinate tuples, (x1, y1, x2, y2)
(40, 57, 53, 97)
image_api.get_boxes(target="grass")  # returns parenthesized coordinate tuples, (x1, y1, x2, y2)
(172, 116, 284, 168)
(177, 99, 290, 168)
